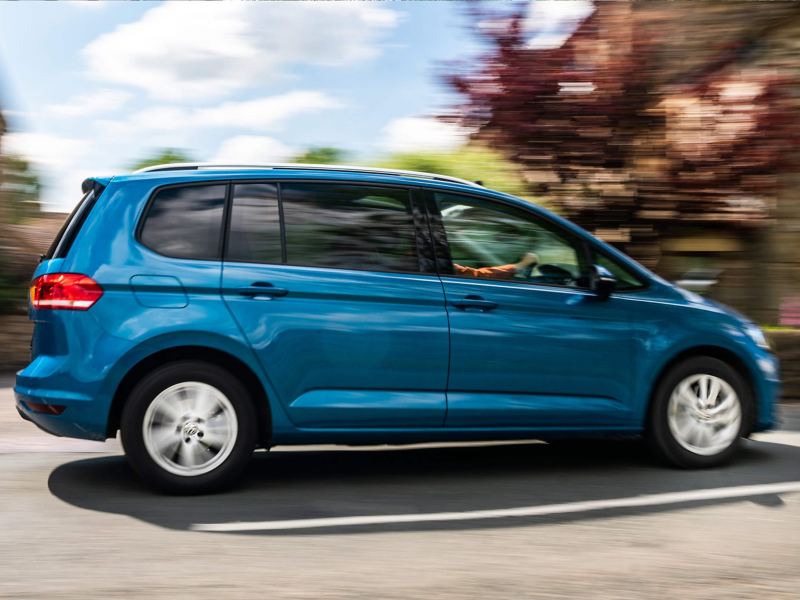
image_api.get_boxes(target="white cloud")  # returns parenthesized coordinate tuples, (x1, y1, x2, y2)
(194, 91, 340, 130)
(4, 132, 90, 170)
(211, 135, 296, 164)
(47, 89, 132, 117)
(83, 2, 400, 100)
(380, 117, 470, 154)
(525, 0, 594, 49)
(65, 1, 108, 9)
(4, 133, 104, 211)
(100, 90, 339, 136)
(2, 109, 34, 121)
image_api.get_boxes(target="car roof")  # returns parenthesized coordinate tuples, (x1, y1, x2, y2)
(121, 162, 483, 189)
(103, 161, 554, 226)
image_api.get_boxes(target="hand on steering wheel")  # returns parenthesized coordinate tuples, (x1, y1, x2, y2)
(514, 252, 539, 279)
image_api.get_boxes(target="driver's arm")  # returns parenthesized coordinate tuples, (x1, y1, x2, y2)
(454, 253, 539, 279)
(454, 263, 518, 279)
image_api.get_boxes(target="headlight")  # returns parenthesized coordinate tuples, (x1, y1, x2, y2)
(744, 324, 770, 350)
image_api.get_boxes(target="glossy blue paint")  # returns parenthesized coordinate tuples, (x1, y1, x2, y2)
(441, 277, 635, 427)
(222, 263, 449, 428)
(15, 167, 779, 446)
(130, 275, 188, 308)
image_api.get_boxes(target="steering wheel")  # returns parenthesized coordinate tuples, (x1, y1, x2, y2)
(517, 262, 536, 279)
(533, 263, 575, 285)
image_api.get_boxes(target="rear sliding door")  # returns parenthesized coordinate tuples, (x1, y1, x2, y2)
(222, 182, 450, 428)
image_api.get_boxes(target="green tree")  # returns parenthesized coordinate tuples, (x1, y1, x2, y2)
(292, 147, 348, 165)
(129, 149, 194, 171)
(375, 144, 532, 200)
(1, 154, 41, 224)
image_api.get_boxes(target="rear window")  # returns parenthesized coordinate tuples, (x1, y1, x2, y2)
(281, 183, 420, 273)
(139, 184, 226, 260)
(46, 185, 102, 259)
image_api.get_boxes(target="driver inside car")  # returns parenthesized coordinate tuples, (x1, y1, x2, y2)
(453, 252, 539, 279)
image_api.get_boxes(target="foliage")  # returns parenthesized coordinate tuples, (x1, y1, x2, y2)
(292, 147, 349, 165)
(1, 154, 41, 224)
(375, 144, 533, 201)
(0, 155, 42, 313)
(129, 149, 195, 171)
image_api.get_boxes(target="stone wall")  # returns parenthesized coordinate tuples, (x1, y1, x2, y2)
(0, 315, 31, 373)
(1, 315, 798, 400)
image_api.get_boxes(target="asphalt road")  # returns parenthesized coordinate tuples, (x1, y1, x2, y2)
(2, 377, 799, 599)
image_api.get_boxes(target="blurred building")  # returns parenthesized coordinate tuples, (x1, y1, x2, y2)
(631, 2, 800, 324)
(2, 213, 66, 276)
(548, 1, 800, 323)
(453, 1, 800, 323)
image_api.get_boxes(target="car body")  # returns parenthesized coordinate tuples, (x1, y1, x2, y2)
(15, 164, 780, 492)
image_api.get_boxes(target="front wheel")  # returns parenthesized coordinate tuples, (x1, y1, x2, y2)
(647, 357, 751, 468)
(121, 361, 257, 494)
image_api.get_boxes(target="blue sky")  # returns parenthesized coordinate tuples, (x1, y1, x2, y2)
(0, 1, 592, 212)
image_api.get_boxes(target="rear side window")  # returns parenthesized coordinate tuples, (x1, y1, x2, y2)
(226, 183, 282, 264)
(281, 183, 420, 273)
(47, 186, 102, 259)
(140, 184, 226, 260)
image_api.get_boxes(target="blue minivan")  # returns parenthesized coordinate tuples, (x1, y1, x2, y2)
(15, 163, 779, 493)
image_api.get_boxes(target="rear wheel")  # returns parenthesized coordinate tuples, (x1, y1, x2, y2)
(647, 357, 751, 468)
(121, 361, 257, 494)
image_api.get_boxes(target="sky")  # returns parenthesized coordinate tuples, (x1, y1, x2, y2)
(0, 1, 592, 212)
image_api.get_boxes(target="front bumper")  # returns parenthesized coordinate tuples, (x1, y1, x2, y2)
(752, 351, 780, 432)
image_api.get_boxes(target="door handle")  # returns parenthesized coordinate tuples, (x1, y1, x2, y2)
(237, 282, 289, 299)
(450, 295, 498, 312)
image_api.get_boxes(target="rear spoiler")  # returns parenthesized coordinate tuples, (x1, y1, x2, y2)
(81, 177, 107, 194)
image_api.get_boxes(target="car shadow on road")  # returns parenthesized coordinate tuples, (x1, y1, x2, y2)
(48, 437, 799, 535)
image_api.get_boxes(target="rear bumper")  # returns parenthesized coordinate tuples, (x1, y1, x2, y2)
(15, 388, 106, 441)
(15, 360, 111, 441)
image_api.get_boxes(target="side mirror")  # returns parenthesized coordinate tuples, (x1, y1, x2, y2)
(590, 264, 617, 300)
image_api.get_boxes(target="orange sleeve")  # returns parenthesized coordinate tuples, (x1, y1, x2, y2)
(453, 263, 518, 279)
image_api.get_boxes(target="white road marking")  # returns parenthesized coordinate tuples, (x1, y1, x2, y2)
(192, 480, 800, 532)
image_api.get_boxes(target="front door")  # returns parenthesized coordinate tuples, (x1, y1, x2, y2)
(222, 181, 449, 428)
(430, 191, 636, 429)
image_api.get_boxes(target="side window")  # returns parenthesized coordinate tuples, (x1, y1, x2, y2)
(436, 192, 588, 288)
(594, 251, 646, 290)
(282, 183, 420, 273)
(47, 188, 97, 259)
(140, 184, 226, 260)
(226, 183, 282, 264)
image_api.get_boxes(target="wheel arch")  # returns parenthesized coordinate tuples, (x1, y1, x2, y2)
(107, 345, 272, 446)
(646, 345, 758, 436)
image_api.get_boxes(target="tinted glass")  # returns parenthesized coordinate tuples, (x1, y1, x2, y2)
(437, 193, 587, 287)
(282, 183, 419, 273)
(47, 186, 104, 259)
(227, 183, 282, 264)
(140, 184, 226, 259)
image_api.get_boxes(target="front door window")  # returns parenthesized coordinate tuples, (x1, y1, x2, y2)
(436, 193, 588, 288)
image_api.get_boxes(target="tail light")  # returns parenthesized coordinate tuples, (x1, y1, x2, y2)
(30, 273, 103, 310)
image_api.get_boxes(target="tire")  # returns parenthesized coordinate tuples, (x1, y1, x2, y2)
(646, 356, 752, 468)
(120, 360, 257, 494)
